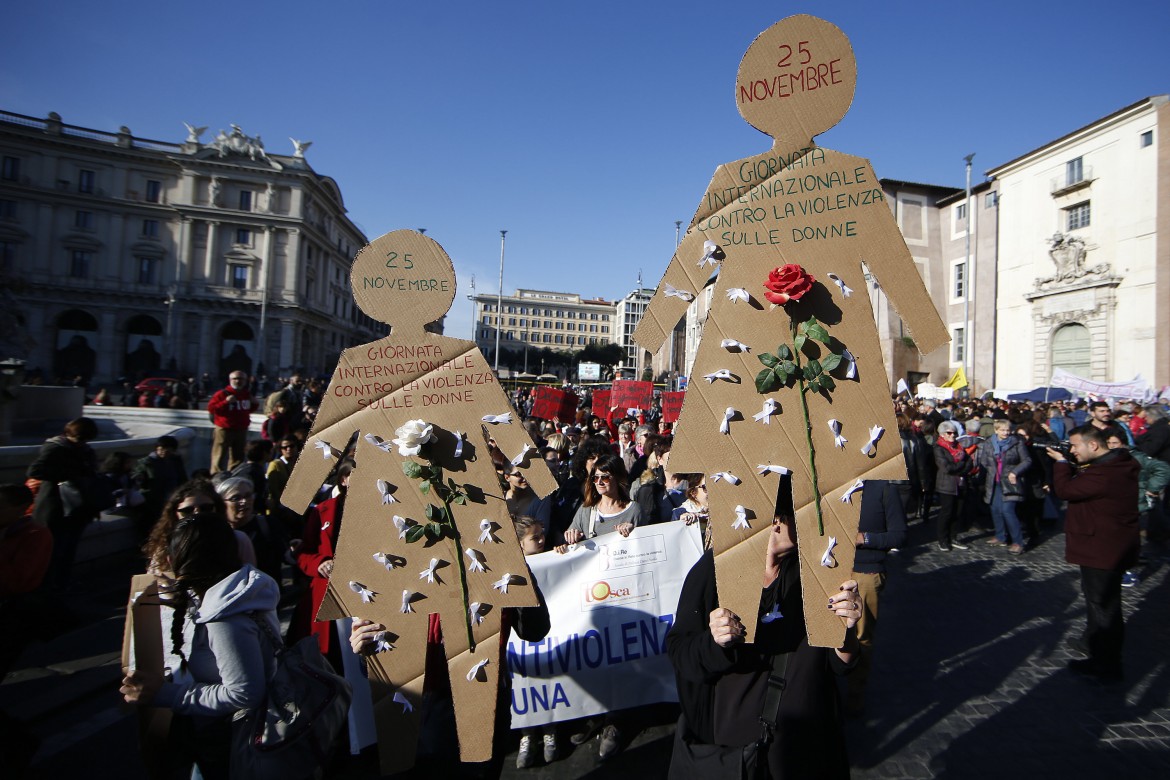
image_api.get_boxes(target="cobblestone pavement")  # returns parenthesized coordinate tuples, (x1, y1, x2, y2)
(6, 514, 1170, 779)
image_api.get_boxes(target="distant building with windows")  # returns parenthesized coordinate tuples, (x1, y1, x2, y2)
(0, 109, 382, 387)
(615, 287, 654, 378)
(471, 288, 615, 368)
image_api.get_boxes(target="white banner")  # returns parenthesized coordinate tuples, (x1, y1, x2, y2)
(507, 522, 704, 727)
(1050, 367, 1149, 398)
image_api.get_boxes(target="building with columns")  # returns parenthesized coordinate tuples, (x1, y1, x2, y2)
(0, 109, 382, 388)
(471, 288, 615, 371)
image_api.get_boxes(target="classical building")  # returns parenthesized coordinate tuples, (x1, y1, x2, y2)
(471, 288, 615, 371)
(989, 96, 1169, 390)
(0, 109, 381, 388)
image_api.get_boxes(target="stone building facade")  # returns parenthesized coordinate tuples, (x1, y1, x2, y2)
(0, 110, 381, 388)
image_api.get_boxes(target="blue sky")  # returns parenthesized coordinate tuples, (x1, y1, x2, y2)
(5, 1, 1168, 340)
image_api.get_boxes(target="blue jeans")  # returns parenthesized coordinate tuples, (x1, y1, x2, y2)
(990, 485, 1024, 545)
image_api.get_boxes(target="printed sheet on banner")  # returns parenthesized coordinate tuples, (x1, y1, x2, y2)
(507, 522, 704, 727)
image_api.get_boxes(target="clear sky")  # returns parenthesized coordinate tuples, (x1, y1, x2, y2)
(4, 1, 1168, 340)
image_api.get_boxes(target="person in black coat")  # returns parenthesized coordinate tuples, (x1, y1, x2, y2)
(666, 515, 861, 779)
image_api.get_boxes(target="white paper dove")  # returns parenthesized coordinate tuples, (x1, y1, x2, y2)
(392, 691, 412, 712)
(314, 440, 335, 460)
(466, 658, 490, 682)
(703, 369, 736, 383)
(720, 407, 737, 435)
(840, 479, 865, 504)
(731, 505, 750, 531)
(393, 515, 417, 540)
(820, 536, 839, 568)
(373, 551, 403, 571)
(479, 518, 498, 544)
(375, 631, 395, 653)
(493, 573, 520, 594)
(465, 548, 487, 573)
(860, 425, 885, 456)
(663, 282, 696, 302)
(419, 558, 441, 584)
(400, 589, 415, 614)
(841, 348, 858, 380)
(697, 240, 721, 268)
(348, 581, 374, 603)
(453, 430, 466, 459)
(726, 287, 751, 304)
(510, 444, 533, 467)
(469, 601, 486, 626)
(376, 479, 398, 505)
(712, 471, 741, 486)
(481, 412, 512, 425)
(757, 464, 791, 477)
(828, 419, 847, 449)
(720, 338, 751, 353)
(827, 272, 854, 298)
(363, 433, 393, 453)
(753, 398, 779, 424)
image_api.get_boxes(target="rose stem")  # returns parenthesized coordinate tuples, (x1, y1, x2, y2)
(791, 321, 826, 536)
(441, 492, 476, 653)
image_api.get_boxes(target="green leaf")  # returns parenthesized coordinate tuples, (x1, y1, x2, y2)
(402, 461, 423, 479)
(452, 494, 467, 506)
(419, 480, 431, 495)
(759, 352, 779, 368)
(794, 333, 807, 352)
(808, 379, 821, 393)
(821, 353, 842, 372)
(426, 522, 444, 540)
(806, 359, 822, 376)
(802, 363, 817, 381)
(447, 477, 458, 492)
(808, 323, 831, 345)
(778, 344, 791, 360)
(405, 524, 427, 544)
(821, 375, 836, 391)
(756, 368, 779, 394)
(424, 504, 439, 521)
(776, 369, 789, 385)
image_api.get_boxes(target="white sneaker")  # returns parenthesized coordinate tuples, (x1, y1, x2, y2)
(517, 735, 534, 769)
(543, 732, 558, 763)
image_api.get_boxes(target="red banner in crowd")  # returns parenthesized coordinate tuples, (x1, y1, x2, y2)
(591, 390, 611, 419)
(530, 386, 578, 422)
(661, 391, 685, 423)
(611, 380, 653, 413)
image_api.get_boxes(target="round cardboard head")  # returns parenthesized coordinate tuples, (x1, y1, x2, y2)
(735, 15, 856, 144)
(350, 230, 456, 328)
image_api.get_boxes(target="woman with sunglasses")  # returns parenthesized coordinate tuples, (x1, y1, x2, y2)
(215, 476, 285, 588)
(934, 420, 974, 552)
(561, 454, 640, 547)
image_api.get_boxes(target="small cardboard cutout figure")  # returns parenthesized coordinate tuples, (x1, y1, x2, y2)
(635, 15, 948, 648)
(281, 230, 556, 773)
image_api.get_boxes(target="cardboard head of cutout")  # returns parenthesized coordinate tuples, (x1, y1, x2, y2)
(281, 229, 556, 774)
(634, 15, 948, 648)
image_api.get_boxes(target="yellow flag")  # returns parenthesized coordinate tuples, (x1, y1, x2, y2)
(940, 365, 968, 389)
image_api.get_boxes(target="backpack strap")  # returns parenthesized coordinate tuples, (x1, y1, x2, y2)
(757, 650, 792, 746)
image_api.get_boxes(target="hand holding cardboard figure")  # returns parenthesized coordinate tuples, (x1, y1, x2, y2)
(635, 15, 948, 648)
(281, 230, 555, 773)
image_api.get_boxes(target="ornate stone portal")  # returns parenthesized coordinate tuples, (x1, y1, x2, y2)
(1024, 233, 1121, 385)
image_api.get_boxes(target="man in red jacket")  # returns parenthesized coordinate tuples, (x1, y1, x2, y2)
(1047, 424, 1140, 682)
(206, 371, 254, 473)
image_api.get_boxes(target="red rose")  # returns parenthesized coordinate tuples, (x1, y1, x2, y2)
(763, 264, 815, 305)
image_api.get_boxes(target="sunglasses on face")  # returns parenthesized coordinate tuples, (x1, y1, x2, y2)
(592, 473, 612, 483)
(227, 494, 254, 504)
(176, 502, 217, 518)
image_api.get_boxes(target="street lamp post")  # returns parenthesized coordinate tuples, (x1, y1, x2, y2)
(494, 230, 506, 374)
(963, 153, 974, 397)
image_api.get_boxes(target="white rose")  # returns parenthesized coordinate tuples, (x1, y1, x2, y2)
(392, 419, 436, 457)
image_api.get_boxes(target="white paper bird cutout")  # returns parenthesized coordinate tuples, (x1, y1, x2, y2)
(393, 515, 417, 540)
(663, 282, 695, 302)
(827, 272, 854, 298)
(400, 590, 415, 614)
(392, 691, 412, 712)
(469, 601, 486, 626)
(761, 603, 784, 624)
(510, 444, 533, 467)
(860, 425, 885, 456)
(466, 658, 490, 682)
(703, 369, 736, 383)
(481, 412, 513, 425)
(757, 464, 791, 477)
(731, 505, 750, 531)
(841, 348, 858, 380)
(349, 581, 374, 603)
(753, 398, 779, 424)
(373, 552, 402, 571)
(840, 479, 865, 504)
(820, 536, 839, 568)
(314, 440, 334, 460)
(720, 338, 751, 353)
(453, 430, 466, 459)
(465, 548, 487, 573)
(720, 407, 737, 435)
(363, 433, 393, 453)
(828, 419, 847, 449)
(376, 479, 398, 505)
(419, 558, 441, 584)
(375, 631, 395, 653)
(697, 240, 721, 268)
(479, 518, 498, 544)
(493, 573, 520, 594)
(712, 471, 741, 486)
(726, 287, 751, 304)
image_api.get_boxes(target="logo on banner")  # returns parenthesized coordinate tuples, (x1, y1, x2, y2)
(581, 572, 656, 610)
(599, 534, 668, 571)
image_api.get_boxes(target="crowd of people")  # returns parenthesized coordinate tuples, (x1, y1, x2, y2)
(2, 376, 1164, 777)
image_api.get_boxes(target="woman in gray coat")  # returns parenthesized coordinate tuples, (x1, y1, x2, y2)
(976, 419, 1033, 554)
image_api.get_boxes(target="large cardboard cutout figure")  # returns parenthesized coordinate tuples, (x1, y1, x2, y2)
(281, 230, 556, 773)
(635, 15, 948, 648)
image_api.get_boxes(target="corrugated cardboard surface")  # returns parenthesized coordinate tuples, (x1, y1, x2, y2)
(635, 15, 948, 648)
(282, 231, 555, 773)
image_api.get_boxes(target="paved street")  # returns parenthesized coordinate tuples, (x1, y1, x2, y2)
(5, 513, 1170, 779)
